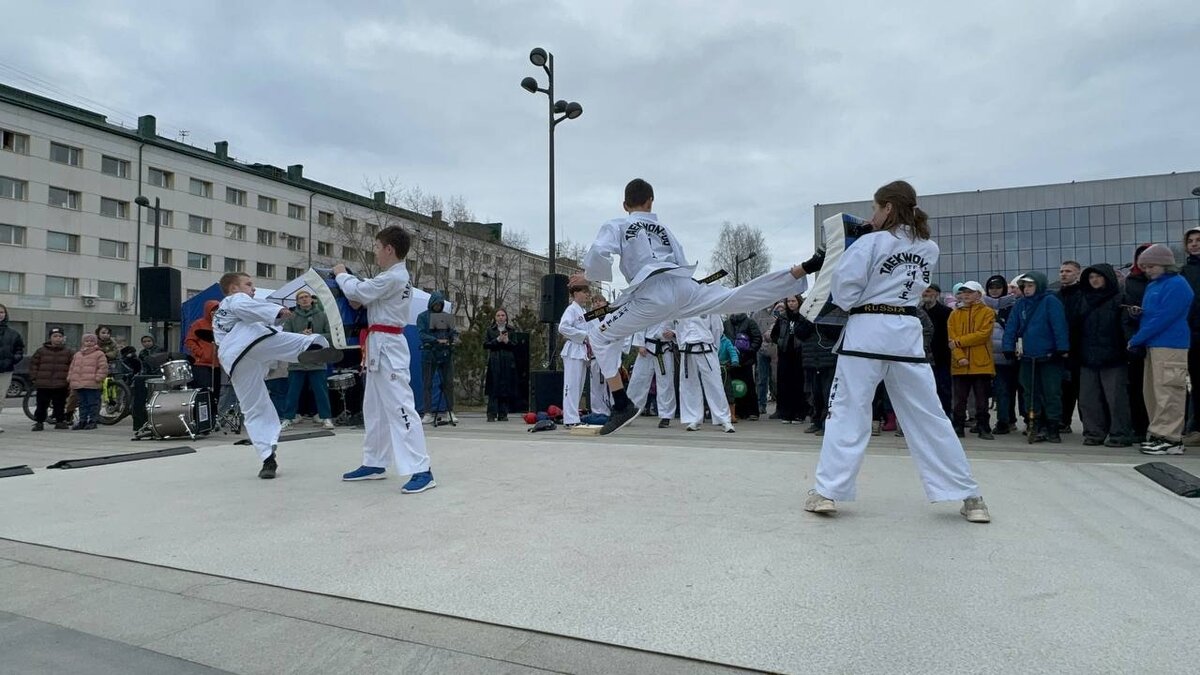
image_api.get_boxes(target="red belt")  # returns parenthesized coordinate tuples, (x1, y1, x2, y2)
(358, 324, 404, 362)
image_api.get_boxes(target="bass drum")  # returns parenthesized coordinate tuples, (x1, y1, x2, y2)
(147, 388, 214, 440)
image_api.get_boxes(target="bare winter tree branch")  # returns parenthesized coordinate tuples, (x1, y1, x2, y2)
(708, 222, 771, 286)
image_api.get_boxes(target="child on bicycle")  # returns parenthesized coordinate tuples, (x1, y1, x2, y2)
(67, 333, 108, 430)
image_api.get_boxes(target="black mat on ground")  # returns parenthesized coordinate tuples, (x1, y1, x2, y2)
(0, 465, 34, 478)
(1135, 462, 1200, 498)
(233, 430, 335, 446)
(46, 447, 195, 470)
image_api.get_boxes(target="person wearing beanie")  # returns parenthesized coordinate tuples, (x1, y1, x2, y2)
(1129, 243, 1194, 455)
(1122, 243, 1155, 442)
(1181, 227, 1200, 446)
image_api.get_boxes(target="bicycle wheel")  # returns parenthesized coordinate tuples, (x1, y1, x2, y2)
(97, 380, 132, 425)
(23, 387, 36, 421)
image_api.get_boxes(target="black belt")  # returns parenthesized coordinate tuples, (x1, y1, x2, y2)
(680, 342, 714, 378)
(850, 304, 918, 317)
(645, 338, 673, 355)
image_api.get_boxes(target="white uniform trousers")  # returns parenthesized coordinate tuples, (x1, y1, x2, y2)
(588, 358, 611, 416)
(814, 355, 981, 502)
(562, 357, 587, 425)
(226, 331, 328, 461)
(361, 339, 429, 475)
(627, 352, 676, 418)
(678, 349, 731, 426)
(590, 269, 806, 380)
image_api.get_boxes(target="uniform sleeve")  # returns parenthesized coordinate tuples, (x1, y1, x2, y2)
(631, 331, 646, 349)
(830, 236, 875, 311)
(581, 222, 619, 282)
(558, 308, 588, 344)
(227, 294, 284, 324)
(337, 271, 399, 305)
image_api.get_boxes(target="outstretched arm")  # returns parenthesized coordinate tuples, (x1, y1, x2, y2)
(580, 222, 619, 283)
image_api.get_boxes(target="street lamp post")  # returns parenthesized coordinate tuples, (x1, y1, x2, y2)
(134, 195, 163, 344)
(734, 252, 757, 286)
(522, 47, 583, 367)
(481, 271, 501, 309)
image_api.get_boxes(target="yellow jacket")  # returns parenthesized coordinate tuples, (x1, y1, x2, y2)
(948, 302, 995, 376)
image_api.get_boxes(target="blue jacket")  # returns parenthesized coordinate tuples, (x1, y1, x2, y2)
(1129, 272, 1193, 349)
(718, 335, 740, 366)
(1002, 271, 1069, 359)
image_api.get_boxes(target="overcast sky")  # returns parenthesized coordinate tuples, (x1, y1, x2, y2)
(3, 0, 1198, 278)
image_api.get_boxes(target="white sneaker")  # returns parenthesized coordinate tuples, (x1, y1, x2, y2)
(321, 419, 335, 429)
(279, 419, 293, 431)
(804, 490, 837, 514)
(960, 496, 992, 523)
(422, 413, 434, 424)
(685, 423, 700, 431)
(722, 422, 736, 433)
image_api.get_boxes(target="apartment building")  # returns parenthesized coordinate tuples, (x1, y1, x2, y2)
(0, 84, 573, 348)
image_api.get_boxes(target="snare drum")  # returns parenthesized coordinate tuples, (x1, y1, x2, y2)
(160, 360, 193, 387)
(146, 378, 173, 393)
(327, 373, 356, 392)
(147, 388, 214, 439)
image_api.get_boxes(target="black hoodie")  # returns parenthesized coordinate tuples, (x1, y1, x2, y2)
(1182, 227, 1200, 336)
(1072, 263, 1131, 368)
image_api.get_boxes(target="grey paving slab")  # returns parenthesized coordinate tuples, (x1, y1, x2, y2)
(1, 432, 1198, 673)
(142, 608, 555, 675)
(0, 611, 231, 675)
(0, 562, 115, 614)
(0, 541, 222, 594)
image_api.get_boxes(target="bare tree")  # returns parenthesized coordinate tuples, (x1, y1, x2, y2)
(502, 228, 530, 251)
(709, 222, 771, 285)
(555, 239, 589, 265)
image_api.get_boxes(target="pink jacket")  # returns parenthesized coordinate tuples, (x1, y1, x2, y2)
(68, 346, 108, 390)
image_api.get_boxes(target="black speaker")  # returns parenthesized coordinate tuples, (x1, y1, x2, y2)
(139, 267, 182, 323)
(539, 273, 569, 323)
(530, 369, 564, 413)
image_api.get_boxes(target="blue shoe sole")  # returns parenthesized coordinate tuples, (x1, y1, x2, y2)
(343, 472, 387, 481)
(401, 480, 437, 494)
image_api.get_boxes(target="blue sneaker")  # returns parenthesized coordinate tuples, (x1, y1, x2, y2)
(401, 470, 436, 494)
(342, 466, 387, 481)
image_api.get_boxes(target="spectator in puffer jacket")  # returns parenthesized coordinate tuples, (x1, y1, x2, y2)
(1129, 244, 1194, 455)
(948, 281, 996, 440)
(0, 303, 26, 432)
(1071, 264, 1133, 447)
(1002, 271, 1069, 443)
(68, 333, 108, 430)
(29, 327, 73, 430)
(798, 316, 841, 436)
(185, 300, 222, 391)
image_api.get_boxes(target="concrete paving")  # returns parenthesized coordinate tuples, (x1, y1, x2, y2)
(2, 407, 1199, 673)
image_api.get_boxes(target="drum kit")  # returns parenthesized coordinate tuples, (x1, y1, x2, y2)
(133, 357, 216, 441)
(326, 370, 360, 426)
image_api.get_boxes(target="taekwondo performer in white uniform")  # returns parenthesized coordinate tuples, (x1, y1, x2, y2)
(577, 178, 818, 435)
(627, 321, 677, 428)
(586, 295, 612, 417)
(804, 180, 990, 523)
(558, 282, 591, 427)
(212, 272, 341, 479)
(676, 314, 735, 432)
(333, 226, 435, 494)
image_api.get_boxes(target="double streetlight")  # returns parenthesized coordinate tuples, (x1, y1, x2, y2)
(734, 252, 757, 286)
(521, 47, 582, 367)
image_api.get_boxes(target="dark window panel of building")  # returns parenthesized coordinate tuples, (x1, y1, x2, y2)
(1136, 222, 1152, 243)
(1046, 209, 1060, 229)
(1151, 201, 1167, 222)
(1121, 223, 1134, 244)
(1031, 229, 1047, 248)
(1106, 224, 1120, 246)
(1120, 203, 1135, 224)
(1074, 207, 1090, 228)
(1104, 205, 1120, 226)
(964, 215, 978, 237)
(1152, 222, 1167, 241)
(950, 217, 964, 237)
(1033, 250, 1047, 270)
(1046, 228, 1061, 248)
(1017, 211, 1032, 232)
(1032, 210, 1046, 230)
(1090, 206, 1104, 227)
(1183, 199, 1198, 222)
(1167, 200, 1183, 221)
(1135, 202, 1151, 223)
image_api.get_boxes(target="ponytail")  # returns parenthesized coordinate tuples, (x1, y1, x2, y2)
(874, 180, 930, 241)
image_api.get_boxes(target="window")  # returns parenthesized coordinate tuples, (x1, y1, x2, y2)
(286, 235, 304, 251)
(256, 262, 275, 278)
(342, 246, 356, 258)
(439, 243, 449, 255)
(318, 211, 334, 226)
(98, 239, 128, 259)
(2, 129, 30, 154)
(0, 223, 26, 246)
(362, 251, 376, 265)
(224, 257, 246, 273)
(288, 203, 305, 220)
(144, 209, 173, 227)
(257, 196, 277, 213)
(187, 252, 210, 270)
(0, 271, 24, 293)
(48, 186, 81, 210)
(455, 246, 465, 258)
(226, 187, 246, 206)
(455, 268, 464, 280)
(0, 176, 27, 200)
(101, 155, 130, 178)
(365, 222, 379, 236)
(47, 231, 80, 253)
(317, 241, 334, 256)
(286, 266, 304, 281)
(49, 142, 82, 166)
(189, 178, 213, 198)
(225, 222, 246, 240)
(96, 281, 127, 301)
(483, 254, 493, 264)
(257, 229, 276, 246)
(342, 217, 357, 233)
(148, 167, 174, 188)
(100, 197, 129, 219)
(142, 246, 172, 265)
(188, 215, 212, 234)
(45, 276, 78, 297)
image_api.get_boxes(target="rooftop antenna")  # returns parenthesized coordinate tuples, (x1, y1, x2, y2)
(177, 130, 189, 143)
